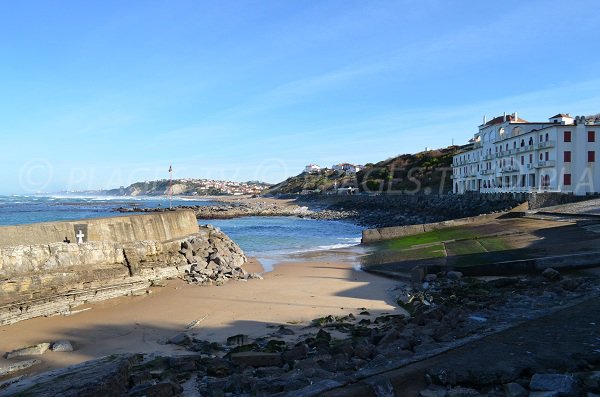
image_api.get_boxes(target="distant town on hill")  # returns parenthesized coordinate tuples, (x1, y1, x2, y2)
(61, 179, 272, 196)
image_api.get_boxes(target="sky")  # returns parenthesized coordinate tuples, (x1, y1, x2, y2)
(1, 0, 599, 194)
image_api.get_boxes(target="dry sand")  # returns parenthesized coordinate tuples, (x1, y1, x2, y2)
(0, 255, 399, 377)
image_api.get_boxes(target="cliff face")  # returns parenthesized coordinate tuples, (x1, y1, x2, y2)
(0, 213, 248, 325)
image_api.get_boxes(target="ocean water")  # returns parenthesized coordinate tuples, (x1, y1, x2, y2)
(206, 216, 363, 271)
(0, 196, 363, 271)
(0, 195, 216, 226)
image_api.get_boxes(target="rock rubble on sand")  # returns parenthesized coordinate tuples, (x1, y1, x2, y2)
(3, 272, 597, 396)
(178, 226, 262, 286)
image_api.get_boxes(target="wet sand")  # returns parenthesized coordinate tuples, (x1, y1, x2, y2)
(0, 254, 399, 377)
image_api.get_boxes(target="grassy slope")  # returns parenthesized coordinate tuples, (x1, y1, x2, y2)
(267, 144, 469, 195)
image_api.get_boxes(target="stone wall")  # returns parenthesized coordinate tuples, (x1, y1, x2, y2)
(527, 192, 597, 210)
(0, 213, 248, 325)
(361, 212, 504, 243)
(0, 210, 200, 247)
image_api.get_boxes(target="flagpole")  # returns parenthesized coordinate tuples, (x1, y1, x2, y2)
(169, 165, 172, 210)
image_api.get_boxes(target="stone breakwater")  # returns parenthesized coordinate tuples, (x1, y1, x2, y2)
(0, 214, 251, 326)
(116, 202, 358, 222)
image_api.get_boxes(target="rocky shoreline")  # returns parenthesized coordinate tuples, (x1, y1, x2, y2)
(3, 268, 598, 396)
(114, 193, 524, 229)
(115, 201, 359, 223)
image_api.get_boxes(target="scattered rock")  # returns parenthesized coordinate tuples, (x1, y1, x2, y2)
(167, 332, 192, 346)
(446, 271, 463, 280)
(0, 359, 41, 377)
(530, 373, 578, 396)
(446, 386, 480, 397)
(542, 268, 562, 281)
(277, 325, 295, 335)
(230, 352, 283, 368)
(226, 334, 249, 346)
(5, 343, 51, 359)
(503, 382, 528, 397)
(51, 340, 74, 352)
(420, 384, 448, 397)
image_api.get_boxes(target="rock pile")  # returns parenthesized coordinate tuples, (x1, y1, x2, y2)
(178, 226, 261, 285)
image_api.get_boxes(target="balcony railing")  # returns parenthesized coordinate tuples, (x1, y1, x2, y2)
(535, 160, 556, 168)
(538, 140, 556, 149)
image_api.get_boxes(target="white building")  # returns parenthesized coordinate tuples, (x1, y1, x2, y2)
(304, 164, 322, 173)
(332, 163, 361, 174)
(452, 112, 600, 195)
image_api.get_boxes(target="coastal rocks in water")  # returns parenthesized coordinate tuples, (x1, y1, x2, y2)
(116, 201, 359, 223)
(5, 343, 51, 359)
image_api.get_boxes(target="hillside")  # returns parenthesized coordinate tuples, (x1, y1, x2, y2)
(267, 145, 469, 195)
(266, 169, 357, 195)
(101, 179, 271, 196)
(356, 145, 469, 194)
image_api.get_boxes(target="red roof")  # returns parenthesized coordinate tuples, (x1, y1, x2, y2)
(484, 114, 528, 126)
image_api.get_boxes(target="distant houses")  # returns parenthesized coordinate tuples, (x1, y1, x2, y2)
(303, 163, 364, 175)
(304, 164, 322, 174)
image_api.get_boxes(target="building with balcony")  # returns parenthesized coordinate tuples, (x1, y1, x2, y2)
(452, 112, 600, 195)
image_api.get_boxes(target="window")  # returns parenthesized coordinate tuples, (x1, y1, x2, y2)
(545, 133, 549, 142)
(545, 152, 549, 161)
(589, 131, 596, 142)
(521, 139, 525, 147)
(589, 151, 596, 162)
(564, 131, 572, 142)
(539, 135, 543, 143)
(529, 137, 533, 146)
(539, 153, 543, 161)
(564, 174, 572, 186)
(564, 151, 571, 162)
(529, 154, 533, 163)
(521, 156, 524, 165)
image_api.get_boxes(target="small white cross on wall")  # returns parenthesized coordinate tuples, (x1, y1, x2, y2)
(76, 230, 85, 244)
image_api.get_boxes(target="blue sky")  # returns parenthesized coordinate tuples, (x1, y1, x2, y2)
(1, 0, 599, 193)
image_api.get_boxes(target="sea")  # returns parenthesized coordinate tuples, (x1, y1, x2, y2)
(0, 195, 363, 271)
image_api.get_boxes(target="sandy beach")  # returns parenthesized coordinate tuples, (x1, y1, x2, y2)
(0, 253, 399, 378)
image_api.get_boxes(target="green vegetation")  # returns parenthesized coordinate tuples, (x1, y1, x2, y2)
(265, 144, 469, 195)
(356, 144, 468, 194)
(267, 169, 357, 195)
(397, 244, 447, 260)
(445, 240, 487, 256)
(478, 236, 510, 252)
(384, 227, 477, 250)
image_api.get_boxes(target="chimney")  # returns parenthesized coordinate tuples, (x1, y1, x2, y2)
(503, 112, 507, 122)
(483, 115, 487, 124)
(514, 111, 518, 121)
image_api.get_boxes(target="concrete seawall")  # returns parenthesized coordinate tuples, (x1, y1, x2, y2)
(0, 210, 199, 247)
(0, 211, 247, 325)
(361, 212, 503, 243)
